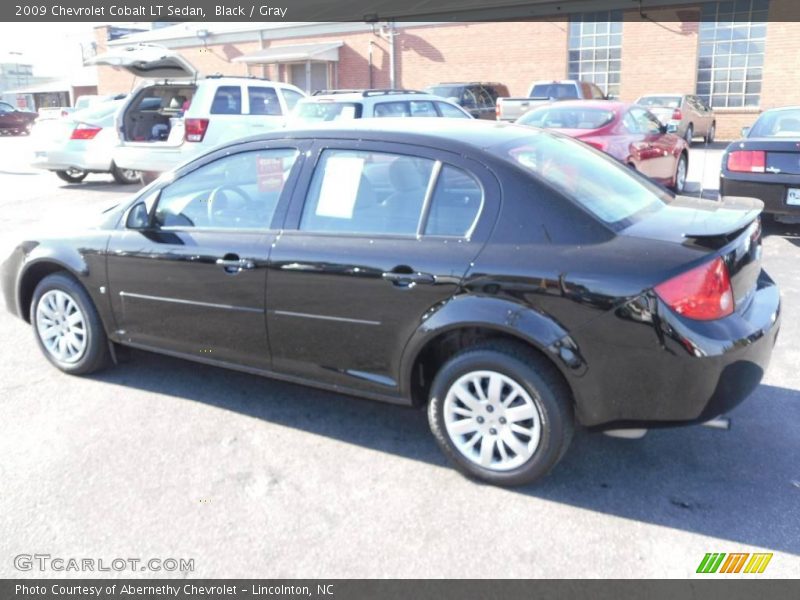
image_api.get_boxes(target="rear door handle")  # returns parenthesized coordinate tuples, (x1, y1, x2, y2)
(382, 271, 436, 287)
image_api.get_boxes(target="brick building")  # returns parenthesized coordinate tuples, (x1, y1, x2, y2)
(92, 0, 799, 140)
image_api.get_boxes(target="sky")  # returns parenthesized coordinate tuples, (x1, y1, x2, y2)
(0, 23, 100, 77)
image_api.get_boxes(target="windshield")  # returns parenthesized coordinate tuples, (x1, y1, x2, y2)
(518, 106, 615, 129)
(293, 101, 362, 122)
(501, 131, 669, 227)
(636, 96, 682, 108)
(529, 84, 578, 99)
(426, 86, 461, 99)
(748, 109, 800, 137)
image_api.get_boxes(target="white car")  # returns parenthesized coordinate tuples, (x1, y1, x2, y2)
(86, 44, 307, 180)
(30, 100, 140, 184)
(289, 89, 472, 124)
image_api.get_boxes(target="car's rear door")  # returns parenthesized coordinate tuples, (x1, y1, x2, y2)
(265, 140, 500, 396)
(105, 141, 307, 369)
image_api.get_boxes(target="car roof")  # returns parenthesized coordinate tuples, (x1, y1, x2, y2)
(301, 92, 442, 102)
(529, 99, 628, 111)
(234, 118, 540, 154)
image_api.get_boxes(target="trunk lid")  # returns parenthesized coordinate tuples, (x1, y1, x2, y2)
(623, 195, 764, 309)
(85, 43, 197, 80)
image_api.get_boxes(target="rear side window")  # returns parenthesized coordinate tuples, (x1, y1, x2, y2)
(210, 86, 242, 115)
(373, 101, 437, 118)
(248, 86, 282, 115)
(300, 150, 435, 235)
(282, 89, 304, 111)
(294, 101, 362, 121)
(436, 102, 470, 118)
(425, 165, 483, 237)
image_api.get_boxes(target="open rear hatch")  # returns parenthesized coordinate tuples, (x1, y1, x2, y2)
(623, 195, 764, 312)
(85, 43, 197, 80)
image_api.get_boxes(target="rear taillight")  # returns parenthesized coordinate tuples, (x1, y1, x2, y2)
(654, 256, 734, 321)
(727, 150, 766, 173)
(671, 108, 682, 120)
(70, 123, 102, 140)
(185, 118, 209, 142)
(495, 104, 500, 118)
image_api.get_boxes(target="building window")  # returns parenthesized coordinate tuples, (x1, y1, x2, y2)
(697, 0, 769, 108)
(567, 11, 623, 97)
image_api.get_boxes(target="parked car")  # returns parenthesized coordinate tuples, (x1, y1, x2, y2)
(424, 82, 510, 120)
(289, 89, 472, 124)
(720, 106, 800, 223)
(86, 43, 307, 180)
(516, 100, 690, 193)
(1, 120, 779, 486)
(496, 79, 607, 122)
(635, 93, 716, 145)
(30, 99, 140, 184)
(0, 100, 37, 135)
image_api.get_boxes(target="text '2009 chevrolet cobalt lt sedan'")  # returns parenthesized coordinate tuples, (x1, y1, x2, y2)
(1, 120, 780, 486)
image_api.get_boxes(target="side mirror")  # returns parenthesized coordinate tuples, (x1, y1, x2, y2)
(741, 126, 751, 138)
(659, 123, 668, 134)
(126, 202, 151, 229)
(605, 94, 618, 101)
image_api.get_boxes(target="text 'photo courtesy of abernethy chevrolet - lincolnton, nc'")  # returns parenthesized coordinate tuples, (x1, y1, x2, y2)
(2, 115, 780, 486)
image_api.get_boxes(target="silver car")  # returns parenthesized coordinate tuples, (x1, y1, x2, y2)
(635, 93, 716, 145)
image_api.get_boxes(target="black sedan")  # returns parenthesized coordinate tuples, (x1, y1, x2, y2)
(1, 120, 780, 486)
(721, 106, 800, 223)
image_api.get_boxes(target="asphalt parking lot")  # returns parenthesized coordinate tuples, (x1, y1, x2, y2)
(0, 134, 798, 578)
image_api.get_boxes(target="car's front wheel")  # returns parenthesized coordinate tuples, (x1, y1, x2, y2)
(111, 163, 141, 185)
(428, 343, 574, 486)
(673, 153, 688, 194)
(55, 169, 88, 184)
(31, 273, 111, 375)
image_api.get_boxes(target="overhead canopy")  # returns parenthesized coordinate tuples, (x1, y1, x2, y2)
(233, 42, 343, 65)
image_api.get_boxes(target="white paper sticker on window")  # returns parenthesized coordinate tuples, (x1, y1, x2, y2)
(315, 156, 365, 219)
(338, 105, 356, 120)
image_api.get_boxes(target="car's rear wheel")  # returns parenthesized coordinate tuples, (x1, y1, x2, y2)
(55, 168, 88, 184)
(111, 163, 141, 185)
(705, 122, 716, 144)
(673, 153, 688, 193)
(428, 343, 573, 486)
(31, 273, 111, 375)
(684, 124, 694, 145)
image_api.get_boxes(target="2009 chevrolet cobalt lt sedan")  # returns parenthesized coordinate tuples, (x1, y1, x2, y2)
(1, 120, 780, 486)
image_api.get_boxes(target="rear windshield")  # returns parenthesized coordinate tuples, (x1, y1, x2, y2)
(517, 106, 615, 129)
(637, 96, 682, 108)
(293, 101, 362, 121)
(502, 132, 668, 227)
(748, 109, 800, 137)
(73, 101, 122, 126)
(529, 84, 578, 99)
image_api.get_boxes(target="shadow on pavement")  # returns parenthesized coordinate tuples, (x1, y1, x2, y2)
(763, 218, 800, 246)
(57, 181, 142, 193)
(93, 349, 800, 556)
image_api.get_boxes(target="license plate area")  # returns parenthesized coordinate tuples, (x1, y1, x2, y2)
(787, 188, 800, 206)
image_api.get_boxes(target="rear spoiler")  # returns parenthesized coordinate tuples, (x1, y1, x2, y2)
(673, 196, 763, 239)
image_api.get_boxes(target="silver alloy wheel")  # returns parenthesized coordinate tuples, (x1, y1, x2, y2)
(676, 156, 687, 192)
(443, 370, 542, 471)
(66, 168, 86, 177)
(35, 290, 88, 364)
(122, 169, 139, 181)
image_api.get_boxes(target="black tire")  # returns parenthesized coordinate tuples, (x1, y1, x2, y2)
(428, 342, 574, 487)
(30, 272, 111, 375)
(111, 163, 141, 185)
(705, 122, 716, 144)
(672, 153, 688, 194)
(55, 169, 88, 184)
(684, 124, 694, 146)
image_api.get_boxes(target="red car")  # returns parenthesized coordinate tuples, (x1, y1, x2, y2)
(0, 101, 38, 136)
(516, 100, 689, 193)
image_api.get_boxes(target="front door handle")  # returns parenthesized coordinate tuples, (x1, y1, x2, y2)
(382, 270, 436, 287)
(216, 255, 255, 273)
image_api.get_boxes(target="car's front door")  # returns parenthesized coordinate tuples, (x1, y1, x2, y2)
(266, 141, 499, 396)
(626, 107, 674, 181)
(105, 144, 305, 369)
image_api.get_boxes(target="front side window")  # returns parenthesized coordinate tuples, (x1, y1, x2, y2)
(0, 102, 14, 113)
(502, 132, 668, 227)
(248, 86, 282, 116)
(293, 101, 362, 122)
(210, 86, 242, 115)
(373, 101, 438, 118)
(154, 149, 298, 229)
(567, 11, 623, 97)
(630, 108, 663, 134)
(281, 89, 304, 111)
(696, 0, 767, 108)
(436, 102, 470, 118)
(300, 150, 435, 235)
